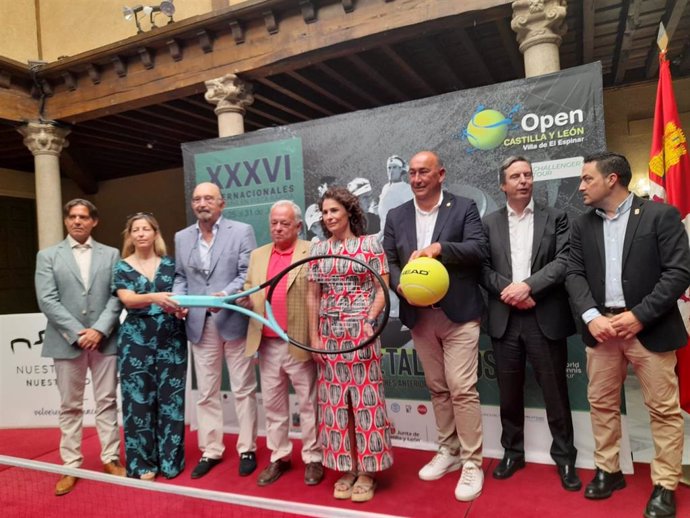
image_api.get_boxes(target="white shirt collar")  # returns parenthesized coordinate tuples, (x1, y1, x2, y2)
(413, 191, 444, 215)
(67, 235, 93, 248)
(506, 198, 535, 217)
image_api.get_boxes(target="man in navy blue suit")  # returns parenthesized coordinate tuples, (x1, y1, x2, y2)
(383, 150, 487, 502)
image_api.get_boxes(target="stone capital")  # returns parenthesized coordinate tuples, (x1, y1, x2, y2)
(204, 74, 254, 116)
(18, 121, 70, 157)
(511, 0, 567, 54)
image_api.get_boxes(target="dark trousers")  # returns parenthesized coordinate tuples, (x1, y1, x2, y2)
(492, 309, 576, 466)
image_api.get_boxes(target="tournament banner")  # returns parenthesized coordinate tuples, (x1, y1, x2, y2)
(181, 63, 633, 472)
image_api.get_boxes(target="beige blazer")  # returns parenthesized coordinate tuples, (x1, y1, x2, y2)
(244, 239, 311, 361)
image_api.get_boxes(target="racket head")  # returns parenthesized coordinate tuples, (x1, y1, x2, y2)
(266, 253, 390, 354)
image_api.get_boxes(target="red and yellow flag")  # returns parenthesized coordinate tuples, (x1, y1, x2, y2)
(648, 51, 690, 412)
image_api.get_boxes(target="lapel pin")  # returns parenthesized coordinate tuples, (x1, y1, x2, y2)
(446, 202, 451, 207)
(634, 208, 640, 215)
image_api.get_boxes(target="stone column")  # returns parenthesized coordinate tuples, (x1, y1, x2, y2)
(204, 74, 254, 137)
(18, 121, 70, 249)
(512, 0, 567, 77)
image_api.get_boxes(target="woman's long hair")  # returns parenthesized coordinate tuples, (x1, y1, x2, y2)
(121, 212, 167, 257)
(318, 186, 367, 238)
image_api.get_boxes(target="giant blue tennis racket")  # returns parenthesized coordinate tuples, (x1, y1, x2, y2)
(172, 254, 390, 354)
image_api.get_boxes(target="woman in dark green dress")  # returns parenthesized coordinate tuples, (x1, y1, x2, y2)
(113, 213, 187, 480)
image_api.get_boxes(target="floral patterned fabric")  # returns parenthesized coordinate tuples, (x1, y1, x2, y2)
(309, 235, 393, 473)
(113, 256, 187, 478)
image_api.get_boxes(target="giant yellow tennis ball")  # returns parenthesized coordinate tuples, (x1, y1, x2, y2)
(399, 257, 449, 306)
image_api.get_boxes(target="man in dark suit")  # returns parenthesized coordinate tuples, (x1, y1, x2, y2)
(481, 156, 580, 491)
(35, 199, 125, 496)
(566, 152, 690, 518)
(173, 182, 259, 479)
(383, 150, 487, 502)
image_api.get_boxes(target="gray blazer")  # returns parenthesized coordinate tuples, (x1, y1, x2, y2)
(35, 238, 122, 360)
(173, 217, 256, 344)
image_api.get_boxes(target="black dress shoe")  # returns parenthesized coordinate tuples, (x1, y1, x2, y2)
(239, 451, 257, 477)
(191, 457, 221, 479)
(584, 467, 626, 499)
(492, 456, 525, 479)
(304, 462, 324, 486)
(644, 485, 676, 518)
(557, 463, 582, 491)
(257, 459, 291, 486)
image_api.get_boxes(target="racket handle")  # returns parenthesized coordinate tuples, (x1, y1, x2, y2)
(172, 295, 227, 308)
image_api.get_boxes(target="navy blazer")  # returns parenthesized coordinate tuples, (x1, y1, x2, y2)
(480, 203, 575, 341)
(566, 195, 690, 352)
(383, 191, 487, 329)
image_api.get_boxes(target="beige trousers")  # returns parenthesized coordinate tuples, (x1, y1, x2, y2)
(258, 337, 320, 463)
(411, 310, 483, 465)
(192, 317, 258, 459)
(54, 350, 120, 468)
(586, 336, 683, 489)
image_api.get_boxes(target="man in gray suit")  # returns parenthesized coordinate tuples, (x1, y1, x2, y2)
(35, 198, 125, 496)
(480, 156, 579, 491)
(174, 182, 259, 479)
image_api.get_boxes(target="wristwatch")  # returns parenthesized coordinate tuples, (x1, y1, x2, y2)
(364, 318, 377, 328)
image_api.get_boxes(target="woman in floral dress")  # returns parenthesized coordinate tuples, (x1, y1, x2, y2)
(113, 213, 186, 480)
(307, 187, 393, 503)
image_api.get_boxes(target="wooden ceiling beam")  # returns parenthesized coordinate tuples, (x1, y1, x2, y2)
(73, 124, 182, 154)
(314, 62, 383, 106)
(346, 54, 409, 103)
(455, 28, 494, 84)
(256, 77, 334, 116)
(612, 0, 643, 84)
(38, 0, 510, 122)
(379, 45, 436, 98)
(644, 0, 689, 78)
(252, 93, 312, 121)
(70, 133, 181, 160)
(245, 105, 292, 126)
(679, 39, 690, 74)
(285, 70, 359, 111)
(0, 88, 38, 122)
(419, 38, 466, 91)
(60, 149, 98, 194)
(496, 19, 525, 78)
(581, 0, 595, 64)
(160, 101, 218, 125)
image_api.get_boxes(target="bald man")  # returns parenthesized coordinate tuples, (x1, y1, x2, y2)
(173, 182, 259, 479)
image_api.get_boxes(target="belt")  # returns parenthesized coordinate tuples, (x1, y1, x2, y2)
(602, 306, 627, 315)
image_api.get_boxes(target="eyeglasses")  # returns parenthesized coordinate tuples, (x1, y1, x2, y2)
(127, 211, 154, 219)
(191, 195, 221, 204)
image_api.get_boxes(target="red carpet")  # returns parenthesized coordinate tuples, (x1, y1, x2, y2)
(0, 426, 687, 517)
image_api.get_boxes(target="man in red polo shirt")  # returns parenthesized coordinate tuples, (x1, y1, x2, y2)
(242, 200, 323, 486)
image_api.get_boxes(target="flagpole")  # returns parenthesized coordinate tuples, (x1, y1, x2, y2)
(654, 20, 690, 486)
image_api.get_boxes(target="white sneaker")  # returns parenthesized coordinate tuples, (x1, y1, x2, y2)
(418, 447, 462, 481)
(455, 461, 484, 501)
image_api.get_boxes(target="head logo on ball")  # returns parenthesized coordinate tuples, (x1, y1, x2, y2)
(399, 257, 450, 306)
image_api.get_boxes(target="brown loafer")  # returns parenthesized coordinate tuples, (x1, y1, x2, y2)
(257, 459, 291, 486)
(305, 462, 324, 486)
(55, 475, 77, 496)
(103, 459, 126, 477)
